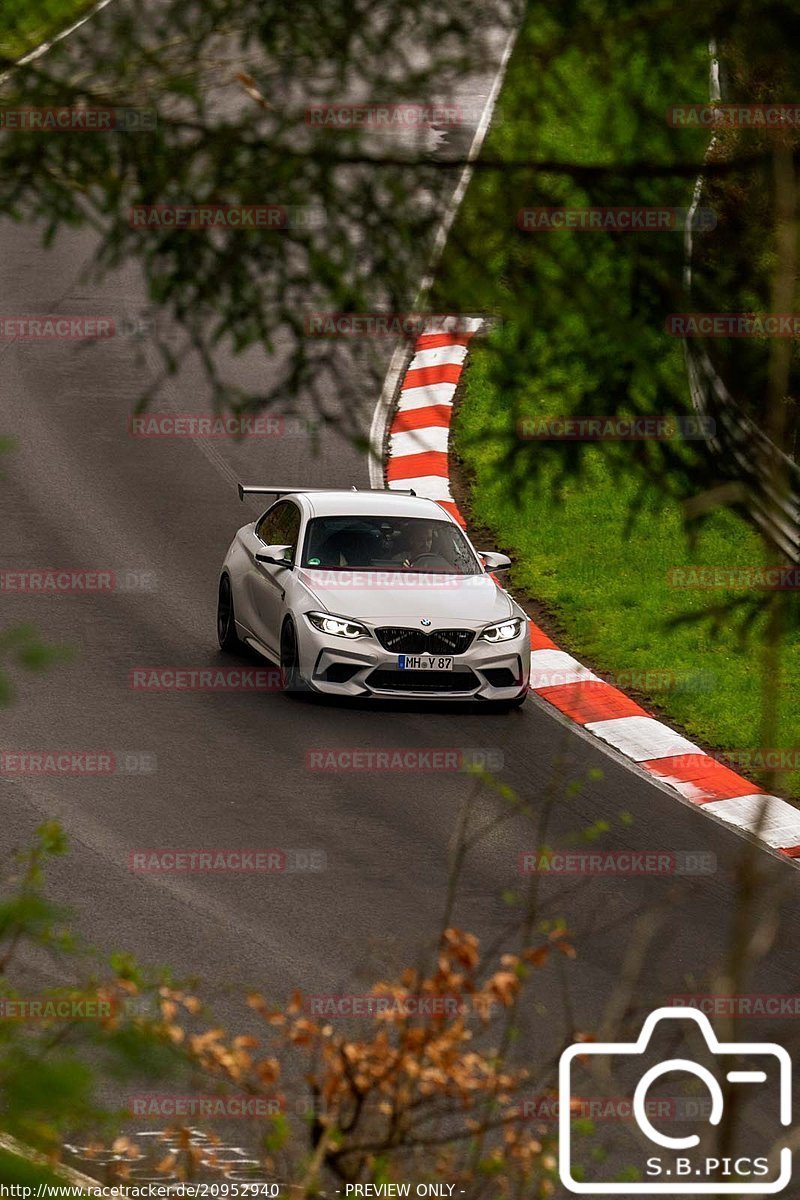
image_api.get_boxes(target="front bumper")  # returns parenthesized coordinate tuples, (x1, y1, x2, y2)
(298, 619, 530, 701)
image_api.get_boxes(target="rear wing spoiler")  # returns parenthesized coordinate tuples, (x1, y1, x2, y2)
(238, 483, 416, 501)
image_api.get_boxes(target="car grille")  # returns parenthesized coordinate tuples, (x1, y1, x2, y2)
(375, 627, 475, 655)
(367, 669, 479, 694)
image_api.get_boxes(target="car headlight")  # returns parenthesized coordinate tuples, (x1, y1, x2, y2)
(306, 611, 369, 640)
(479, 617, 524, 643)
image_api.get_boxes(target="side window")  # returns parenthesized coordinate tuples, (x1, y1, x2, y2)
(276, 504, 301, 560)
(255, 502, 301, 561)
(255, 503, 284, 545)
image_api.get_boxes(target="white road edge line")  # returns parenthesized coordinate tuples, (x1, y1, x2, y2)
(368, 18, 522, 487)
(525, 690, 799, 869)
(372, 26, 800, 867)
(384, 320, 800, 866)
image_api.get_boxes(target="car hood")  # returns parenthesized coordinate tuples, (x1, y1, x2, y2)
(295, 569, 515, 625)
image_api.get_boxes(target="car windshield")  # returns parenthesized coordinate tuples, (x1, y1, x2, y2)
(301, 516, 483, 575)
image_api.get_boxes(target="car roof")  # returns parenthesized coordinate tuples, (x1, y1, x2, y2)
(297, 491, 456, 521)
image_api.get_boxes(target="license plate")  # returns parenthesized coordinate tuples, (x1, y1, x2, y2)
(398, 655, 454, 671)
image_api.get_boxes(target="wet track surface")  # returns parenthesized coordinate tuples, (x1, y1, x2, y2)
(1, 9, 799, 1175)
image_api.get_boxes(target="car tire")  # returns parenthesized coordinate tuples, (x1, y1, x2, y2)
(280, 617, 310, 695)
(217, 575, 243, 653)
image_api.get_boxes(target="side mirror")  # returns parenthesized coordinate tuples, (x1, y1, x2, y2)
(256, 544, 293, 567)
(480, 551, 512, 572)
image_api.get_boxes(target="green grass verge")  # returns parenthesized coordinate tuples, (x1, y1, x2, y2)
(1, 0, 96, 62)
(433, 5, 800, 799)
(456, 357, 800, 796)
(0, 1145, 84, 1189)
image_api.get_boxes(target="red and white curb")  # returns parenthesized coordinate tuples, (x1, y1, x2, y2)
(384, 323, 800, 864)
(385, 318, 483, 525)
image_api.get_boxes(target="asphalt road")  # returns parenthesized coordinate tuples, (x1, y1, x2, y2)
(1, 4, 799, 1170)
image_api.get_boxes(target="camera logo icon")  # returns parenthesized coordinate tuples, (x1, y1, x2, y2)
(558, 1006, 792, 1194)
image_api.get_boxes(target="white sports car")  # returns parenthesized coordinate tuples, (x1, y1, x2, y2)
(217, 486, 530, 706)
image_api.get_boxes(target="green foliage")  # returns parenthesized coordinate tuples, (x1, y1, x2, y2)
(0, 825, 186, 1154)
(0, 0, 93, 61)
(0, 0, 514, 426)
(455, 348, 800, 795)
(261, 1113, 290, 1155)
(436, 0, 799, 793)
(0, 1146, 76, 1189)
(432, 0, 797, 560)
(691, 40, 800, 440)
(0, 626, 72, 708)
(0, 428, 74, 707)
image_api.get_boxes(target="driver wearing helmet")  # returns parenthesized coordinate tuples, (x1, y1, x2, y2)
(396, 522, 434, 568)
